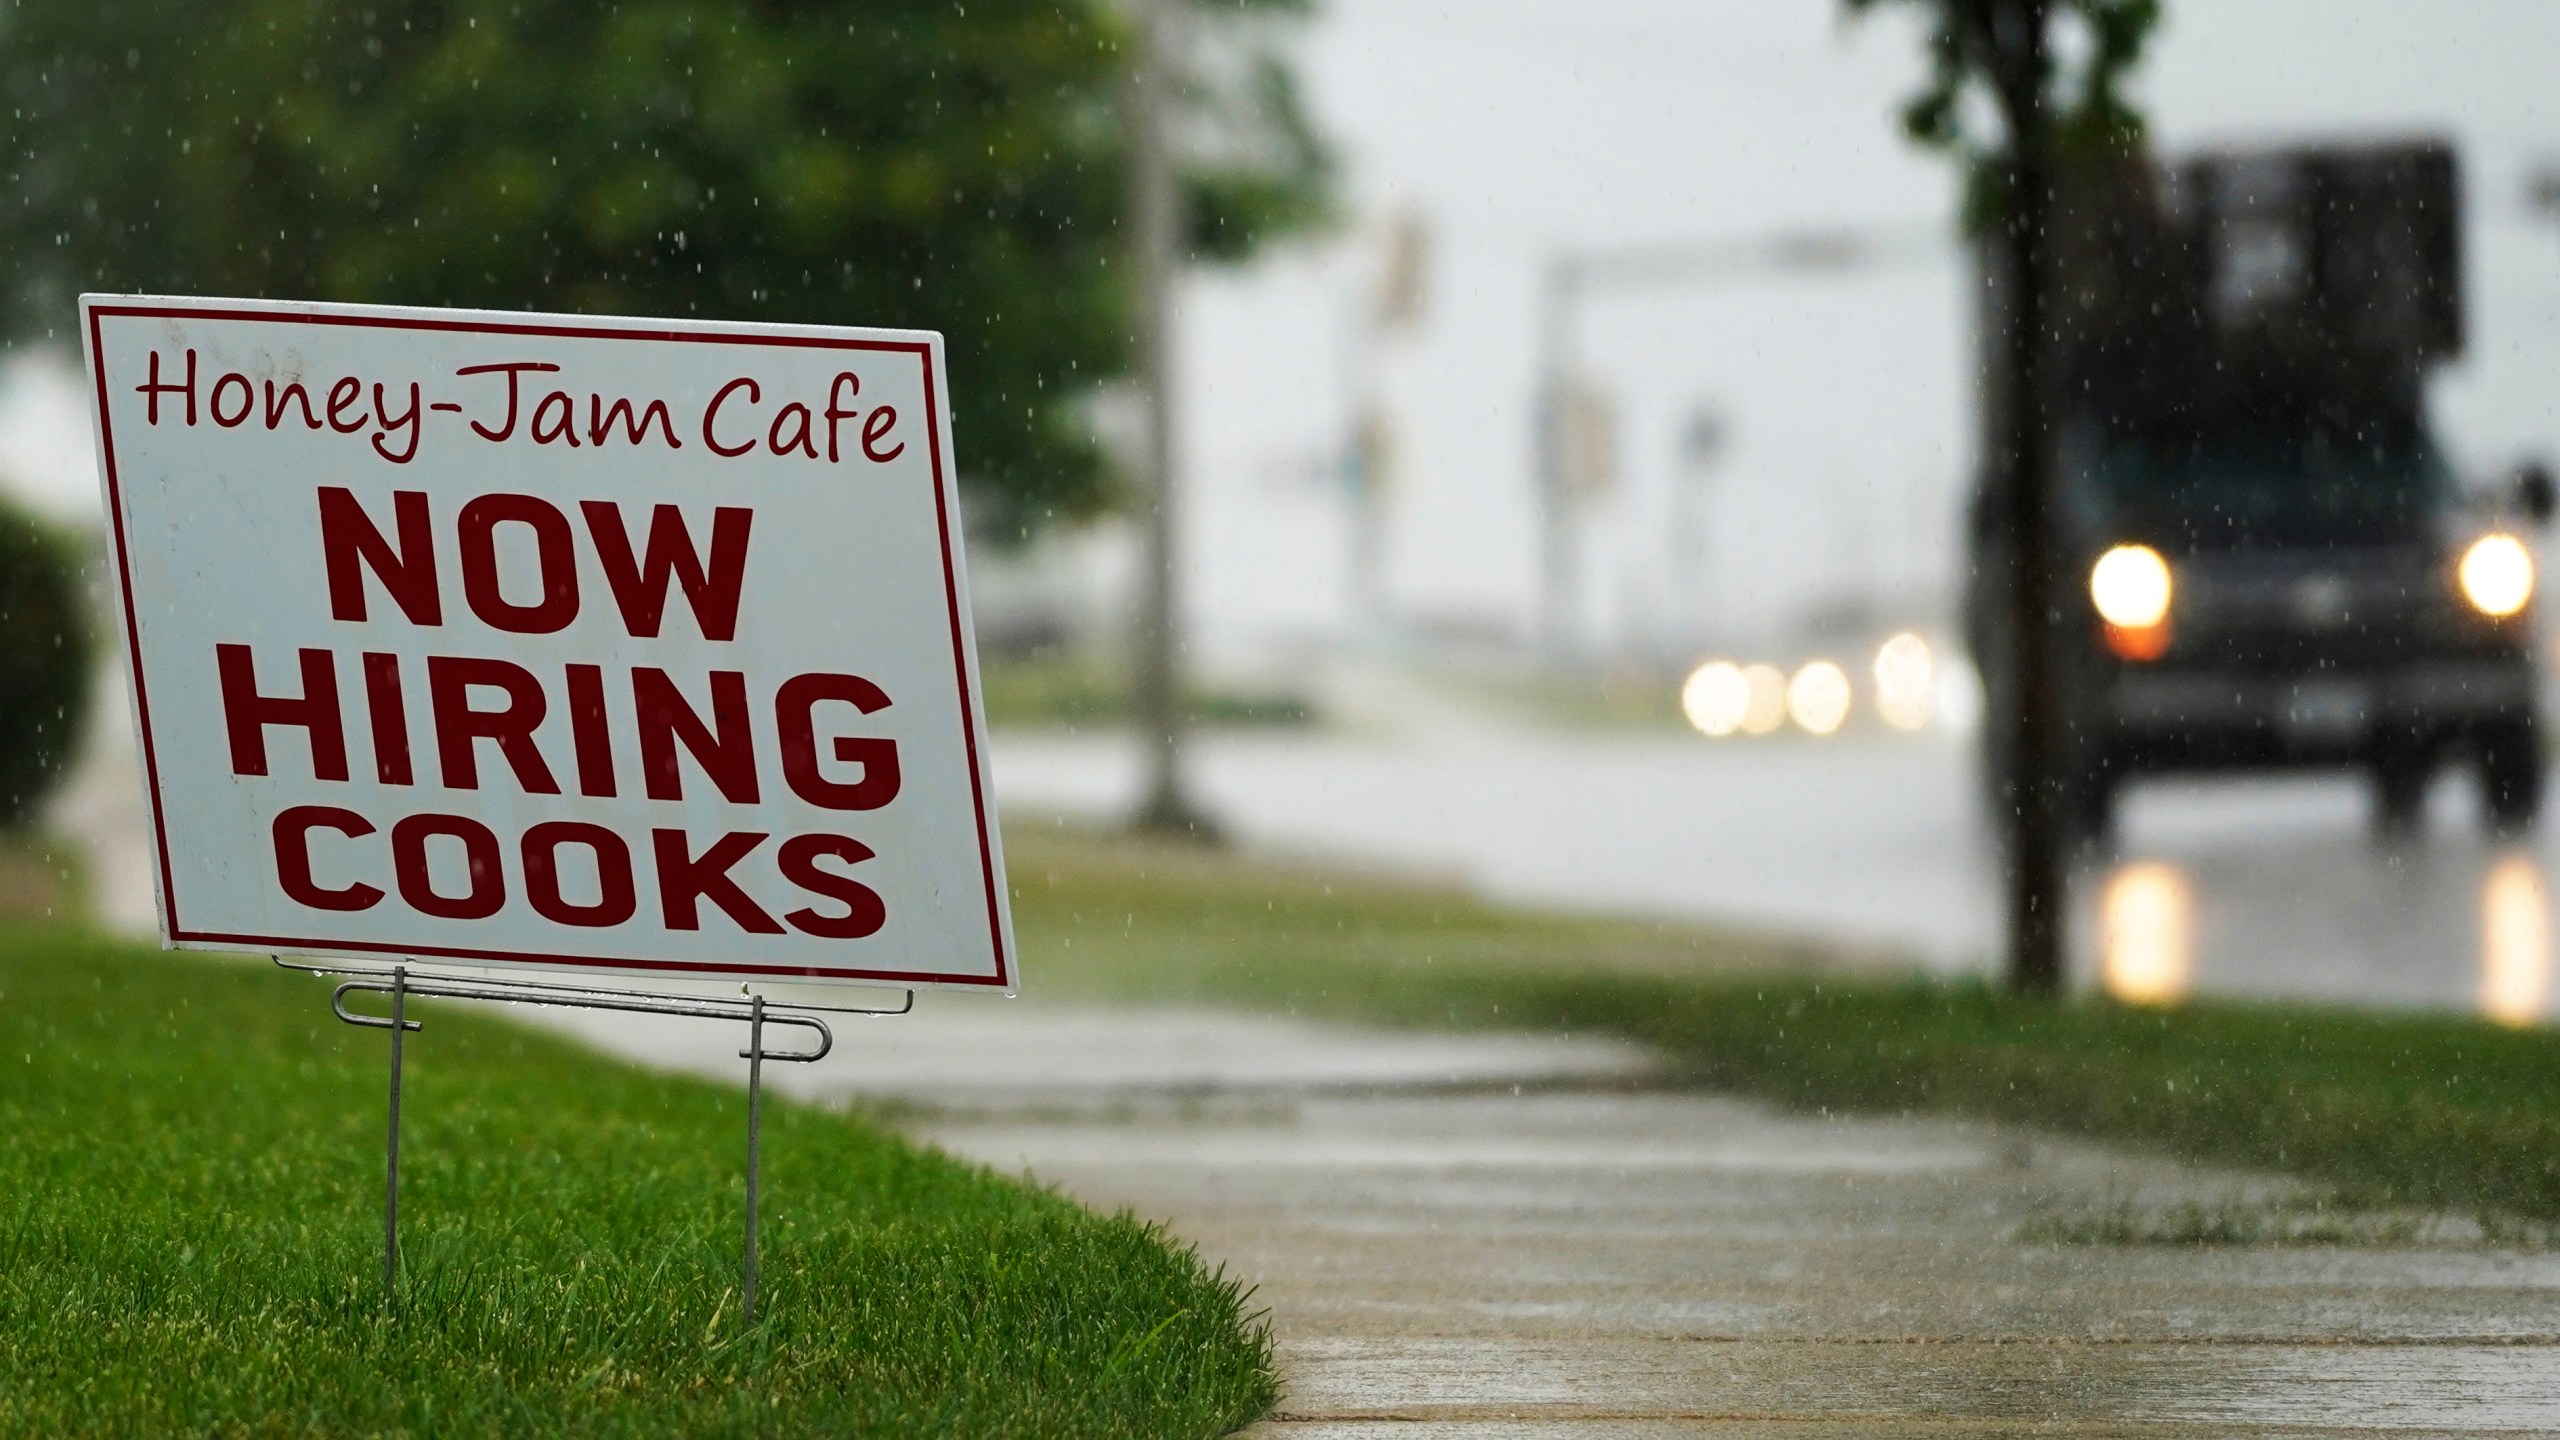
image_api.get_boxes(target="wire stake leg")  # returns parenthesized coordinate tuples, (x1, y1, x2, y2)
(743, 994, 764, 1328)
(385, 964, 407, 1310)
(312, 964, 892, 1328)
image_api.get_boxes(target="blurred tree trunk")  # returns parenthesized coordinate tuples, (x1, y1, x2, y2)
(1128, 0, 1213, 838)
(1978, 0, 2064, 995)
(1849, 0, 2156, 995)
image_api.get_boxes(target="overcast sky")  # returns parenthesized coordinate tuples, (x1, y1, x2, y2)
(1178, 0, 2560, 666)
(7, 1, 2559, 674)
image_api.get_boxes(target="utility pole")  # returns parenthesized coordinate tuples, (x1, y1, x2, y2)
(2530, 166, 2560, 230)
(1670, 404, 1727, 658)
(1530, 228, 1939, 670)
(1342, 211, 1427, 642)
(1127, 0, 1212, 837)
(1532, 259, 1587, 667)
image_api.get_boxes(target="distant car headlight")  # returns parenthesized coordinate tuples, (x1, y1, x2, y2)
(1680, 661, 1750, 738)
(2460, 533, 2535, 618)
(2090, 544, 2173, 630)
(1785, 660, 1852, 736)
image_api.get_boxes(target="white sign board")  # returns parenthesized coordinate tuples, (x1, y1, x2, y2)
(82, 295, 1013, 993)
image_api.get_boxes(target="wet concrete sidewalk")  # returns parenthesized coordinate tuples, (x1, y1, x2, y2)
(935, 1089, 2560, 1436)
(522, 999, 2560, 1435)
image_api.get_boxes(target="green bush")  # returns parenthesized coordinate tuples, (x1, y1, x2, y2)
(0, 497, 91, 824)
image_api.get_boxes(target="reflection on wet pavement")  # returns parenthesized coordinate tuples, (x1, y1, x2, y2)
(2480, 852, 2551, 1027)
(2084, 783, 2560, 1027)
(2099, 860, 2192, 1006)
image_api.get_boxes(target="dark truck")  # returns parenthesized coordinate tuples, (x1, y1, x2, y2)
(1966, 140, 2551, 839)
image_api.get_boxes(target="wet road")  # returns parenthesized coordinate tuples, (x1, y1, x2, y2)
(49, 659, 2559, 1024)
(991, 718, 2560, 1023)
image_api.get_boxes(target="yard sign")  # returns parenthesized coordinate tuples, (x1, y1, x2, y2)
(82, 296, 1013, 992)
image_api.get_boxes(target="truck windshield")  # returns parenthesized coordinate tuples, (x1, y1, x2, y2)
(2083, 424, 2455, 549)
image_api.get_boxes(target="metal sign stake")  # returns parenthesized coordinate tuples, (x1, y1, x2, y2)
(312, 959, 907, 1331)
(385, 965, 408, 1307)
(743, 994, 765, 1326)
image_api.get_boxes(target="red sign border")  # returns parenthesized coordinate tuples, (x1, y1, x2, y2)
(84, 298, 1012, 990)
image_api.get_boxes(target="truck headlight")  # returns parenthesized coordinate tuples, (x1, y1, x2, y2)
(2090, 544, 2172, 629)
(2460, 533, 2535, 618)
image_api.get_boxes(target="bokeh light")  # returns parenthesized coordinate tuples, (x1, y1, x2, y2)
(2101, 860, 2192, 1007)
(2460, 533, 2535, 618)
(1934, 657, 1985, 734)
(1872, 632, 1934, 731)
(2481, 852, 2550, 1028)
(1680, 660, 1750, 738)
(1785, 660, 1851, 736)
(1739, 664, 1788, 735)
(2089, 543, 2173, 629)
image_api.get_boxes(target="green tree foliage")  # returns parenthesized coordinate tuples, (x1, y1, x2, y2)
(0, 497, 92, 825)
(1842, 0, 2160, 227)
(0, 0, 1330, 535)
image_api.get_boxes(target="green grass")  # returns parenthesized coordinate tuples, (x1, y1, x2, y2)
(2020, 1191, 2558, 1248)
(0, 925, 1274, 1438)
(1006, 824, 2560, 1224)
(978, 655, 1313, 730)
(1435, 660, 1688, 732)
